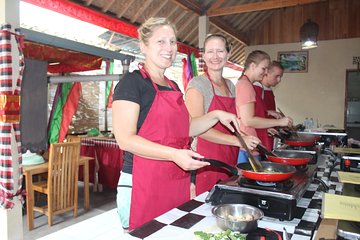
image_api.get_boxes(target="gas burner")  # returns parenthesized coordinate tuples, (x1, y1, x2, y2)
(256, 181, 276, 187)
(239, 177, 294, 192)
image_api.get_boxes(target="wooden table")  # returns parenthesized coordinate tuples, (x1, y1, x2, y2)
(23, 156, 94, 230)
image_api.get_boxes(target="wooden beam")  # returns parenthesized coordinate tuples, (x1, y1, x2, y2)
(171, 0, 249, 45)
(102, 0, 115, 12)
(147, 0, 169, 18)
(172, 0, 204, 15)
(177, 15, 196, 34)
(211, 18, 249, 45)
(116, 0, 136, 18)
(130, 0, 153, 23)
(208, 0, 225, 12)
(207, 0, 326, 17)
(182, 25, 198, 42)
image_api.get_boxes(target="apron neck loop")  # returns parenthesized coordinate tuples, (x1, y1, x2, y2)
(138, 63, 177, 91)
(205, 70, 217, 94)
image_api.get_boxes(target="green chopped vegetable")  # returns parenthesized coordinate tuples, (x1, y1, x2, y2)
(194, 229, 246, 240)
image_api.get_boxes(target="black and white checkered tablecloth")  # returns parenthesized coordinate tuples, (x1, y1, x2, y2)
(127, 156, 343, 240)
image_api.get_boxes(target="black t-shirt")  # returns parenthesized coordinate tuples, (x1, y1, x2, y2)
(112, 70, 180, 174)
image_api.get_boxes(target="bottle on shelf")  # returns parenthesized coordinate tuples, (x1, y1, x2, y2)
(309, 118, 314, 129)
(304, 117, 309, 129)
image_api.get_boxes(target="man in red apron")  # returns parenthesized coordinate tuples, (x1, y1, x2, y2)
(253, 61, 285, 151)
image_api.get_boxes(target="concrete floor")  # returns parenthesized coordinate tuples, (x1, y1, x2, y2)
(22, 182, 117, 240)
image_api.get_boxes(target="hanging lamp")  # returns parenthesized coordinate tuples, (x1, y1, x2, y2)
(300, 19, 319, 49)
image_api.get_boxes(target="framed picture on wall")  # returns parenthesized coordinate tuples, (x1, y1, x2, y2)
(277, 51, 308, 73)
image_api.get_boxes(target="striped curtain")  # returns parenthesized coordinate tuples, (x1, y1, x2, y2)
(0, 23, 25, 209)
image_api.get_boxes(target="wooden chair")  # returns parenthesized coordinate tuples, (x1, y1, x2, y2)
(32, 141, 80, 226)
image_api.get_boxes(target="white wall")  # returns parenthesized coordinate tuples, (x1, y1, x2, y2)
(246, 38, 360, 129)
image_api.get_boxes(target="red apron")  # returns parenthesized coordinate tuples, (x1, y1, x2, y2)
(195, 75, 238, 195)
(264, 89, 276, 112)
(129, 69, 190, 230)
(253, 85, 273, 151)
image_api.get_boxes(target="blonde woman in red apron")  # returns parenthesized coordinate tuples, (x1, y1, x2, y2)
(112, 18, 241, 231)
(185, 34, 260, 196)
(235, 50, 293, 163)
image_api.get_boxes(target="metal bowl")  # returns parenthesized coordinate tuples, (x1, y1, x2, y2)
(212, 204, 264, 233)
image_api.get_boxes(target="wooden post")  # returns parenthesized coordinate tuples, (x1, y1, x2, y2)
(0, 1, 23, 239)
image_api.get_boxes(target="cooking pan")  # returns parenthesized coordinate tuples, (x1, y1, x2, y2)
(271, 132, 317, 147)
(202, 158, 296, 182)
(236, 162, 296, 182)
(266, 150, 312, 166)
(284, 138, 316, 147)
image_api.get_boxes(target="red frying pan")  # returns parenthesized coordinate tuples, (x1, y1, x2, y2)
(266, 151, 312, 166)
(202, 159, 296, 182)
(237, 162, 296, 182)
(271, 132, 317, 147)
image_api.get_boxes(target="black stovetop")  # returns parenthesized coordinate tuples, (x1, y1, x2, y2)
(205, 164, 317, 221)
(212, 164, 316, 199)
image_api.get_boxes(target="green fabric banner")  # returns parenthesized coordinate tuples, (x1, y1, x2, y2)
(48, 82, 73, 144)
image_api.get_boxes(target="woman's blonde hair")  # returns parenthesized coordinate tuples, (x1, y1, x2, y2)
(243, 50, 270, 70)
(138, 17, 177, 45)
(203, 33, 232, 53)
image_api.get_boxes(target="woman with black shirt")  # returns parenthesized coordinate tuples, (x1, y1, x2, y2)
(112, 17, 240, 231)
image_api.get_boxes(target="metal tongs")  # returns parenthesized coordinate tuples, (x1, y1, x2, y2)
(232, 123, 264, 172)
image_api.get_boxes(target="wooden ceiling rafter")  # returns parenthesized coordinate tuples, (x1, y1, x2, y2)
(207, 0, 327, 17)
(182, 25, 198, 43)
(230, 43, 242, 57)
(232, 46, 244, 59)
(171, 9, 189, 27)
(102, 0, 115, 12)
(163, 5, 179, 20)
(207, 0, 225, 13)
(116, 0, 135, 18)
(84, 0, 93, 6)
(148, 0, 169, 18)
(172, 0, 249, 46)
(130, 0, 153, 23)
(176, 15, 196, 34)
(247, 11, 274, 32)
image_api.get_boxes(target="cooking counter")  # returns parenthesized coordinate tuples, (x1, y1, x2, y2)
(126, 155, 343, 240)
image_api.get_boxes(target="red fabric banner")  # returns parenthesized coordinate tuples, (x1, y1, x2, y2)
(58, 82, 82, 142)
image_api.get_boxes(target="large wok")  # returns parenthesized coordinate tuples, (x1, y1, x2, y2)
(202, 158, 296, 182)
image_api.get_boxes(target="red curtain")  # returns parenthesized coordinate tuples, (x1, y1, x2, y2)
(23, 41, 102, 73)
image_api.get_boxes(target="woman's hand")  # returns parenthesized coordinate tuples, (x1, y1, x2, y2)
(267, 128, 279, 136)
(278, 116, 293, 128)
(242, 135, 261, 150)
(267, 110, 282, 119)
(214, 110, 241, 133)
(170, 149, 210, 171)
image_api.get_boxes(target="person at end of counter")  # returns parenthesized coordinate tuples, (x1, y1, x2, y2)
(253, 60, 287, 151)
(185, 33, 260, 196)
(112, 17, 241, 232)
(235, 50, 293, 163)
